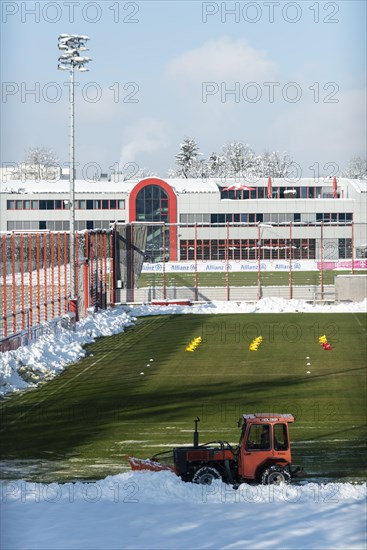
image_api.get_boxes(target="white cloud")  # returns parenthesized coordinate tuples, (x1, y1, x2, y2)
(120, 118, 170, 165)
(167, 37, 277, 83)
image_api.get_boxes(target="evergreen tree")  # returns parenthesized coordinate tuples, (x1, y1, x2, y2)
(175, 137, 202, 178)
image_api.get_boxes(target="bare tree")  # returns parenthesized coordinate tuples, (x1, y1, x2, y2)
(16, 147, 60, 181)
(342, 156, 367, 179)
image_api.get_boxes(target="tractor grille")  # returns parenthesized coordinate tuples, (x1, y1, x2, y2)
(186, 450, 211, 462)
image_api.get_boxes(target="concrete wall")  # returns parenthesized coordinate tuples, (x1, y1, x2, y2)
(335, 275, 367, 302)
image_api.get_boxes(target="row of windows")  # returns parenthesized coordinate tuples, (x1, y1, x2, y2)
(179, 238, 353, 261)
(7, 220, 125, 231)
(180, 213, 353, 225)
(220, 186, 336, 200)
(7, 199, 125, 211)
(180, 239, 317, 261)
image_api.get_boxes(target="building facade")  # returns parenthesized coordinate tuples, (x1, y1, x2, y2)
(1, 177, 366, 264)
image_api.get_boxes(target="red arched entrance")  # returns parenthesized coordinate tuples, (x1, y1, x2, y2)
(129, 178, 177, 261)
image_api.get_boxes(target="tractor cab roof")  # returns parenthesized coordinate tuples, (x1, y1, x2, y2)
(242, 413, 295, 423)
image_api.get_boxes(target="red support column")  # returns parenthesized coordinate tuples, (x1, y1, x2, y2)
(29, 234, 33, 327)
(320, 222, 324, 300)
(36, 233, 41, 324)
(57, 233, 61, 316)
(129, 225, 134, 303)
(226, 222, 230, 301)
(64, 232, 68, 312)
(103, 232, 107, 308)
(257, 224, 261, 301)
(162, 224, 166, 300)
(2, 235, 7, 338)
(90, 233, 94, 308)
(84, 232, 89, 316)
(194, 223, 198, 302)
(100, 232, 103, 308)
(51, 232, 55, 318)
(11, 233, 16, 333)
(289, 222, 293, 300)
(20, 234, 25, 330)
(110, 229, 115, 307)
(43, 233, 48, 321)
(351, 221, 355, 274)
(75, 232, 79, 303)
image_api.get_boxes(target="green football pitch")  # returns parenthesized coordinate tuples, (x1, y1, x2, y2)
(1, 312, 366, 483)
(138, 270, 367, 287)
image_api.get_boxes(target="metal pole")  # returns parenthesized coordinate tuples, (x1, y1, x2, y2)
(194, 223, 198, 301)
(257, 224, 261, 300)
(226, 221, 230, 301)
(320, 221, 324, 300)
(69, 63, 78, 317)
(289, 222, 293, 299)
(2, 235, 7, 338)
(162, 224, 166, 300)
(351, 220, 355, 274)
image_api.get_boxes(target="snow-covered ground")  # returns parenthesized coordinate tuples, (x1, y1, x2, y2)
(1, 298, 366, 549)
(1, 471, 366, 550)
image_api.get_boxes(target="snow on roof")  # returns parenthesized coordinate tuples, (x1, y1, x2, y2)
(347, 179, 367, 193)
(0, 179, 129, 194)
(1, 177, 365, 195)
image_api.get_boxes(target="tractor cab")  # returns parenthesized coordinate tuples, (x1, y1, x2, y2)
(238, 413, 295, 483)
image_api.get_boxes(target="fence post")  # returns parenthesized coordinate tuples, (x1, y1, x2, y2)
(194, 223, 198, 302)
(163, 223, 166, 300)
(20, 234, 25, 330)
(289, 222, 293, 300)
(11, 233, 16, 333)
(226, 222, 230, 301)
(2, 234, 7, 337)
(43, 232, 48, 321)
(29, 234, 33, 327)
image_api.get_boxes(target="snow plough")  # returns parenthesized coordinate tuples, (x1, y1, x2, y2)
(129, 414, 301, 486)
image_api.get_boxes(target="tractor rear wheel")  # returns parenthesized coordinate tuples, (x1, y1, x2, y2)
(192, 466, 221, 485)
(261, 466, 291, 485)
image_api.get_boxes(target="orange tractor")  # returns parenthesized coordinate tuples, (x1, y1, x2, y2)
(129, 413, 301, 486)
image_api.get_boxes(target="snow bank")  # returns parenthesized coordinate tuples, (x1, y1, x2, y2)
(1, 472, 366, 550)
(0, 308, 135, 397)
(129, 297, 367, 316)
(1, 298, 366, 397)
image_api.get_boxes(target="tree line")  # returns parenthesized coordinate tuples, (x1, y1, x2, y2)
(11, 143, 367, 181)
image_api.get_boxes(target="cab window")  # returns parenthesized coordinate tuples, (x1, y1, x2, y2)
(274, 423, 288, 450)
(245, 424, 271, 450)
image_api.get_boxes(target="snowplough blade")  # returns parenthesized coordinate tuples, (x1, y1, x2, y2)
(128, 456, 175, 473)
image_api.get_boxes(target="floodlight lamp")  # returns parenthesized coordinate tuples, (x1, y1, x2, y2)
(78, 67, 89, 72)
(58, 44, 69, 51)
(58, 64, 69, 70)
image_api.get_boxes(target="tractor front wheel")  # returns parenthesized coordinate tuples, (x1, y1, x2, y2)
(192, 466, 221, 485)
(261, 466, 291, 485)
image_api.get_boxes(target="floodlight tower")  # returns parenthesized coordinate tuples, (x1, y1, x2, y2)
(58, 34, 91, 317)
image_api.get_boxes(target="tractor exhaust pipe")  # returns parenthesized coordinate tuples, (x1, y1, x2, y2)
(194, 417, 200, 447)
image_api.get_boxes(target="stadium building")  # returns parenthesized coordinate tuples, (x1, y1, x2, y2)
(1, 176, 366, 267)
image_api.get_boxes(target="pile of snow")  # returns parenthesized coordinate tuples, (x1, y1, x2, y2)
(1, 472, 366, 549)
(1, 298, 366, 397)
(129, 297, 367, 316)
(0, 309, 135, 397)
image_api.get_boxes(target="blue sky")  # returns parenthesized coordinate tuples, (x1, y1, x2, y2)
(1, 0, 366, 178)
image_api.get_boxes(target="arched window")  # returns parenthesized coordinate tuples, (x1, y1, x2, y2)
(136, 185, 169, 262)
(136, 185, 169, 222)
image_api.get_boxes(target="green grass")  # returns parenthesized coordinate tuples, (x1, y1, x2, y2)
(138, 270, 367, 288)
(1, 313, 366, 483)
